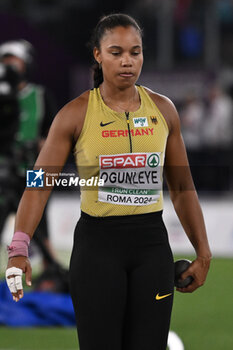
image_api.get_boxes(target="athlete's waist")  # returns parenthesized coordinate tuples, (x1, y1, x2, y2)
(81, 210, 163, 223)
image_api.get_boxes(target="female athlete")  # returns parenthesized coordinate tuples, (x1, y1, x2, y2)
(6, 13, 211, 350)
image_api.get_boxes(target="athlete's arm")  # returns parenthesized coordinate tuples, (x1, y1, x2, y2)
(148, 90, 211, 293)
(6, 92, 89, 301)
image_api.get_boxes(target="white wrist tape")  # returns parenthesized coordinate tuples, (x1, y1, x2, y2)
(5, 267, 23, 294)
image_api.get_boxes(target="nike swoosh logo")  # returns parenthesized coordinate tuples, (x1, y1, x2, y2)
(100, 121, 115, 127)
(155, 293, 172, 300)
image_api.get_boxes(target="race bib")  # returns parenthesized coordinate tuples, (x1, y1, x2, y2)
(98, 152, 162, 206)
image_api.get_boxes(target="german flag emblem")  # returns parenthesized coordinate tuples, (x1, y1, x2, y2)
(150, 116, 158, 125)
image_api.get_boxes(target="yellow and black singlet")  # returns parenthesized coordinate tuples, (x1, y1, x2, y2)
(74, 85, 169, 217)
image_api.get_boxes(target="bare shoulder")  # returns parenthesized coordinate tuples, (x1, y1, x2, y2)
(52, 90, 90, 140)
(142, 86, 180, 132)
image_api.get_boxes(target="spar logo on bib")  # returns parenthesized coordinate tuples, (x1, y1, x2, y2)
(98, 152, 162, 206)
(100, 153, 160, 169)
(100, 154, 147, 169)
(147, 153, 160, 167)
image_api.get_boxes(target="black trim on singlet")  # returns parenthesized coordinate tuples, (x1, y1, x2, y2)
(125, 111, 132, 153)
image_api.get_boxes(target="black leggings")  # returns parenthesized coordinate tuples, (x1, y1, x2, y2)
(69, 211, 174, 350)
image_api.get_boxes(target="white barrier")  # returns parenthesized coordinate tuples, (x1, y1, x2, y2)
(2, 193, 233, 257)
(163, 194, 233, 257)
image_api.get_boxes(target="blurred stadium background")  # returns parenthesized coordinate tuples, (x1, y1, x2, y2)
(0, 0, 233, 349)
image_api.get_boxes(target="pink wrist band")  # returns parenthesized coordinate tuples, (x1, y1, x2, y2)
(7, 231, 30, 258)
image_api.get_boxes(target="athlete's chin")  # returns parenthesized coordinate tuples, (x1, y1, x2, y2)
(116, 76, 138, 89)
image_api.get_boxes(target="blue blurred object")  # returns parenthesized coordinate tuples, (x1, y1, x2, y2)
(0, 281, 76, 327)
(179, 25, 203, 57)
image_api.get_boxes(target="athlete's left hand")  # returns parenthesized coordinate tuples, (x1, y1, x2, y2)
(176, 256, 211, 293)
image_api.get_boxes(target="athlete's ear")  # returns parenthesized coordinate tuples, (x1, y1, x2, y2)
(93, 47, 101, 64)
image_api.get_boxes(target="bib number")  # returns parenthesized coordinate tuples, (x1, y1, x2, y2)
(98, 152, 162, 206)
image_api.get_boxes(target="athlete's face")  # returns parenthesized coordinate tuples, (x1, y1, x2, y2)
(94, 26, 143, 88)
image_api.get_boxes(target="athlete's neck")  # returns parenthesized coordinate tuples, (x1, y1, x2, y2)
(99, 83, 140, 113)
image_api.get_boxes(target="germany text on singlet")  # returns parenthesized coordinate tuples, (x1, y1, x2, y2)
(74, 85, 169, 217)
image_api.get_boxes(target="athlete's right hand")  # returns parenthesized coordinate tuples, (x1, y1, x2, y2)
(5, 256, 32, 302)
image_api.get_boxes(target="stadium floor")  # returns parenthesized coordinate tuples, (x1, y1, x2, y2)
(0, 257, 232, 350)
